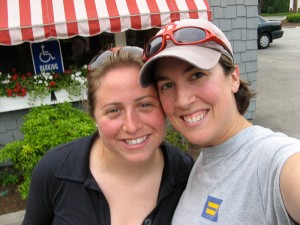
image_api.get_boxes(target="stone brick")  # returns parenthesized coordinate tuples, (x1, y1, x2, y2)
(246, 61, 258, 73)
(224, 6, 237, 19)
(221, 1, 227, 7)
(219, 19, 232, 31)
(247, 6, 258, 17)
(232, 29, 242, 40)
(12, 108, 29, 118)
(0, 122, 7, 133)
(247, 17, 258, 29)
(250, 80, 257, 90)
(236, 0, 245, 5)
(13, 130, 24, 141)
(228, 0, 237, 5)
(247, 29, 258, 40)
(234, 53, 242, 64)
(16, 117, 25, 129)
(232, 17, 247, 29)
(0, 112, 12, 122)
(0, 131, 14, 146)
(238, 62, 246, 74)
(241, 29, 247, 40)
(249, 50, 258, 61)
(211, 7, 224, 18)
(6, 119, 18, 130)
(245, 0, 258, 6)
(240, 73, 248, 81)
(247, 40, 258, 50)
(208, 0, 219, 7)
(247, 72, 257, 82)
(237, 5, 246, 16)
(241, 51, 251, 61)
(233, 40, 247, 52)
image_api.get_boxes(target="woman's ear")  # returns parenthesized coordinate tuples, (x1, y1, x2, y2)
(230, 65, 240, 93)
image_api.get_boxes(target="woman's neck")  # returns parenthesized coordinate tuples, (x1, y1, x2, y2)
(89, 138, 164, 179)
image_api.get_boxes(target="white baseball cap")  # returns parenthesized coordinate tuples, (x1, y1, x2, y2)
(140, 19, 234, 87)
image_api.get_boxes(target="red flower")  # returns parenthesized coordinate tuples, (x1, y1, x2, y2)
(21, 75, 26, 80)
(63, 70, 71, 74)
(11, 74, 18, 80)
(26, 72, 32, 77)
(21, 88, 27, 96)
(6, 89, 13, 97)
(14, 86, 21, 93)
(12, 68, 17, 73)
(54, 73, 59, 79)
(49, 81, 56, 87)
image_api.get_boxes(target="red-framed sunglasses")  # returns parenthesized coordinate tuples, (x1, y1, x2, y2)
(142, 25, 231, 62)
(88, 46, 142, 71)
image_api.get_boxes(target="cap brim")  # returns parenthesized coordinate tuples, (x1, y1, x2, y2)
(140, 45, 222, 87)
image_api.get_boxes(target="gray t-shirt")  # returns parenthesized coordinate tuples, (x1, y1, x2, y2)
(172, 125, 300, 225)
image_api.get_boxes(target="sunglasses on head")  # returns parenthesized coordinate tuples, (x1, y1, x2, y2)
(142, 25, 231, 62)
(88, 46, 142, 71)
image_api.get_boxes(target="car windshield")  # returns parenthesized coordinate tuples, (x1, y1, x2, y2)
(258, 16, 269, 23)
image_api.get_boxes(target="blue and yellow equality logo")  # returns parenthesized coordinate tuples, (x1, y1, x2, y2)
(201, 196, 223, 222)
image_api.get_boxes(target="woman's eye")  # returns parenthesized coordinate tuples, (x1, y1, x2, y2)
(191, 72, 204, 80)
(141, 102, 151, 108)
(161, 82, 173, 90)
(107, 108, 120, 114)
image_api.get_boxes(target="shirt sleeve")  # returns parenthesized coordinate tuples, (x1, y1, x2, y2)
(257, 135, 300, 224)
(22, 156, 54, 225)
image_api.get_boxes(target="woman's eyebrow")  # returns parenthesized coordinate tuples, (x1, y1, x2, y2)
(155, 64, 196, 82)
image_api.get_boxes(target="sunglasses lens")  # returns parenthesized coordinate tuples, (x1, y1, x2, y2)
(174, 27, 207, 43)
(145, 36, 163, 58)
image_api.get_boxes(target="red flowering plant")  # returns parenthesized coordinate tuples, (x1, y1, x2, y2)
(0, 66, 87, 99)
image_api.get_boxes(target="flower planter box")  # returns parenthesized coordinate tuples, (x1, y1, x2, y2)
(0, 88, 87, 113)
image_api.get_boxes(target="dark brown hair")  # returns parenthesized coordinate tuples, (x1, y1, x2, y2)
(219, 54, 256, 115)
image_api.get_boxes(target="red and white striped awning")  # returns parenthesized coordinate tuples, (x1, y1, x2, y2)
(0, 0, 211, 46)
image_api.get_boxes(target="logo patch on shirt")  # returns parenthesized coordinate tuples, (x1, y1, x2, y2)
(201, 196, 223, 222)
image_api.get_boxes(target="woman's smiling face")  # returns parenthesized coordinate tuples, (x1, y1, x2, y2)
(155, 57, 240, 147)
(93, 65, 166, 165)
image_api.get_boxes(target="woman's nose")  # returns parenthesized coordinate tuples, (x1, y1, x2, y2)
(174, 86, 195, 109)
(123, 111, 143, 133)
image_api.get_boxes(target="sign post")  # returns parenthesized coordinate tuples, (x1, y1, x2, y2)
(30, 40, 64, 74)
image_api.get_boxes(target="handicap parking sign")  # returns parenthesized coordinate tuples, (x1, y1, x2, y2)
(30, 40, 64, 74)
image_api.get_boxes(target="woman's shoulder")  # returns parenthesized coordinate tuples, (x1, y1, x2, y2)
(34, 133, 96, 175)
(248, 125, 300, 144)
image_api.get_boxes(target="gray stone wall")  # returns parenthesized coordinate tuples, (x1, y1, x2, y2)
(0, 109, 28, 149)
(209, 0, 258, 119)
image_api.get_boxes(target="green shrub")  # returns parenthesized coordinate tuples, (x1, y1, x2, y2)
(0, 102, 96, 199)
(287, 13, 300, 22)
(0, 171, 19, 186)
(166, 122, 188, 151)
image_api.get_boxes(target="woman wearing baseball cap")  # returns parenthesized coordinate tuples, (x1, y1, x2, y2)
(140, 19, 300, 224)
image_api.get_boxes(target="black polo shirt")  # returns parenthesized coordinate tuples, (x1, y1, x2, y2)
(22, 133, 194, 225)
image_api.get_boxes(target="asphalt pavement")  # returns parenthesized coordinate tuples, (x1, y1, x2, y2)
(1, 18, 300, 225)
(252, 25, 300, 139)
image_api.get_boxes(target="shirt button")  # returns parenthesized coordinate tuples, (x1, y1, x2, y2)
(144, 218, 152, 225)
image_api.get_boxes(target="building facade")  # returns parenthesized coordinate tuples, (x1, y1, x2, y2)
(0, 0, 258, 149)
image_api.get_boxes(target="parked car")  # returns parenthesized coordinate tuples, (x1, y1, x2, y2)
(257, 15, 284, 49)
